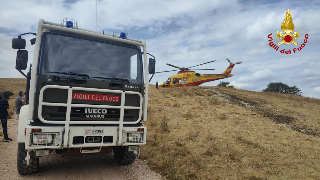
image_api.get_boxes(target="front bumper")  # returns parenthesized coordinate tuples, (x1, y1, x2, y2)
(24, 125, 147, 150)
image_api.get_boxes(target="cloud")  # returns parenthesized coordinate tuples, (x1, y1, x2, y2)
(0, 0, 236, 32)
(310, 62, 320, 67)
(304, 94, 314, 98)
(0, 0, 320, 99)
(238, 69, 274, 83)
(245, 11, 281, 41)
(314, 87, 320, 92)
(300, 68, 320, 78)
(245, 47, 270, 56)
(230, 81, 252, 89)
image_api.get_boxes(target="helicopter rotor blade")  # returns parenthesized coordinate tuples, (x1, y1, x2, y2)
(188, 69, 215, 70)
(166, 63, 182, 69)
(187, 60, 216, 69)
(155, 69, 178, 73)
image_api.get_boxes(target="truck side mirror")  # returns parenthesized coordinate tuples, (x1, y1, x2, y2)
(16, 50, 28, 70)
(148, 58, 156, 74)
(12, 38, 26, 49)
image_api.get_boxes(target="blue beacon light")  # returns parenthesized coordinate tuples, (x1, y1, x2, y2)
(66, 21, 73, 28)
(119, 32, 127, 39)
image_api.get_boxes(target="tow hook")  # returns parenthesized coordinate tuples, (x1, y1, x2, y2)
(128, 146, 140, 157)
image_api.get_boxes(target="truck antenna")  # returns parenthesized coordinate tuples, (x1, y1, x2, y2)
(96, 0, 98, 31)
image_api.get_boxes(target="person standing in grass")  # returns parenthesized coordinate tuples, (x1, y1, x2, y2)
(0, 91, 12, 142)
(15, 91, 25, 119)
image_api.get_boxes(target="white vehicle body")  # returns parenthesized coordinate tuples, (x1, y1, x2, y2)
(16, 20, 150, 167)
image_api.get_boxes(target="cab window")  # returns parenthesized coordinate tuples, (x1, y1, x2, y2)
(177, 78, 181, 84)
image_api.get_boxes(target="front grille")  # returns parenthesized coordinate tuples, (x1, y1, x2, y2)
(85, 136, 102, 143)
(38, 85, 142, 124)
(42, 106, 137, 121)
(103, 136, 113, 143)
(72, 136, 113, 145)
(73, 136, 84, 144)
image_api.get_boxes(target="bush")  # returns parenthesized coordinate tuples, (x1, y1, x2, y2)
(263, 82, 302, 95)
(3, 91, 14, 100)
(217, 81, 234, 88)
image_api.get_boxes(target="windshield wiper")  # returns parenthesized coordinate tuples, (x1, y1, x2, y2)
(91, 76, 130, 83)
(47, 71, 90, 79)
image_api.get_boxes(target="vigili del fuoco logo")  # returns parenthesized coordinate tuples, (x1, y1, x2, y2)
(268, 9, 308, 54)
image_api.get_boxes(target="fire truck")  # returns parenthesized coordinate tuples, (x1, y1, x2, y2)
(12, 19, 155, 175)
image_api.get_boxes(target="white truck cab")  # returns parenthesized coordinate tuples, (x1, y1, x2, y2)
(12, 19, 155, 175)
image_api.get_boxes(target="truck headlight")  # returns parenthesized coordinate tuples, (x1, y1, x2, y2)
(32, 133, 54, 145)
(127, 132, 143, 143)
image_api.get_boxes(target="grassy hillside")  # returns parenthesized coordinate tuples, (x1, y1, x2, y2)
(141, 85, 320, 179)
(1, 78, 319, 179)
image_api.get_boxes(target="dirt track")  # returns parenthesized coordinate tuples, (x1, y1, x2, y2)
(0, 117, 163, 180)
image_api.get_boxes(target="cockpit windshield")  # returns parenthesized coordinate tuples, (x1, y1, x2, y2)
(39, 33, 143, 84)
(166, 78, 171, 84)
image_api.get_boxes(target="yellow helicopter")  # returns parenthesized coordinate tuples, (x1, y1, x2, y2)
(157, 58, 242, 88)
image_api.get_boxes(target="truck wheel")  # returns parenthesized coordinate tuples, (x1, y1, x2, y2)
(113, 146, 136, 165)
(17, 143, 39, 175)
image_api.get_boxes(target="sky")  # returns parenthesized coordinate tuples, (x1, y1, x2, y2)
(0, 0, 320, 98)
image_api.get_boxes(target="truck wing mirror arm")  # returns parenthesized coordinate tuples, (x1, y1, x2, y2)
(18, 69, 27, 78)
(147, 53, 156, 82)
(149, 74, 155, 83)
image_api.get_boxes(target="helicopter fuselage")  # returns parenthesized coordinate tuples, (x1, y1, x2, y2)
(159, 70, 232, 88)
(158, 60, 241, 88)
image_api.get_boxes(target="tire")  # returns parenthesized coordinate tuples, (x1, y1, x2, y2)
(113, 146, 136, 165)
(17, 143, 39, 175)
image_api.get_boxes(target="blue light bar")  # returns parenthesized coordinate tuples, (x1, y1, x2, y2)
(119, 32, 127, 39)
(66, 21, 73, 28)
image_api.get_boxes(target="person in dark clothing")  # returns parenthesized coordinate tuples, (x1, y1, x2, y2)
(156, 82, 159, 89)
(15, 91, 24, 118)
(0, 91, 12, 142)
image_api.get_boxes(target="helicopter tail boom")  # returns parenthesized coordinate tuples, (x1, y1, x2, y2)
(222, 63, 235, 76)
(222, 58, 242, 76)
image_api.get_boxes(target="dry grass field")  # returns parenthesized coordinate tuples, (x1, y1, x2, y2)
(1, 78, 320, 179)
(142, 85, 320, 179)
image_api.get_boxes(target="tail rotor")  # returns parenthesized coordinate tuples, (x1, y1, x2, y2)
(226, 58, 242, 65)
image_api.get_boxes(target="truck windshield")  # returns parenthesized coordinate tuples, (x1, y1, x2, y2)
(40, 33, 143, 84)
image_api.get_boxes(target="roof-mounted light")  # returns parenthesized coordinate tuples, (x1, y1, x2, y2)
(61, 18, 78, 29)
(119, 32, 127, 39)
(113, 30, 128, 39)
(66, 21, 73, 28)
